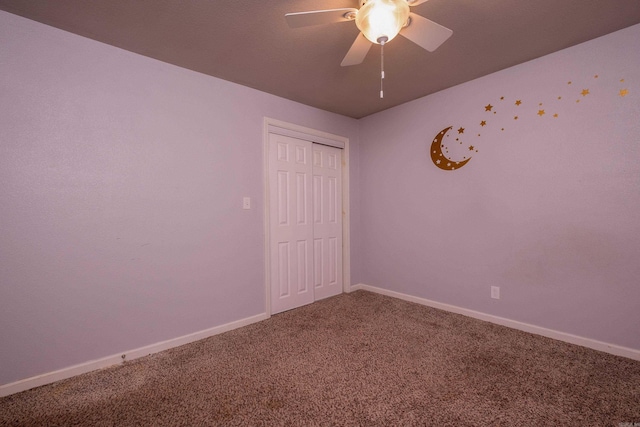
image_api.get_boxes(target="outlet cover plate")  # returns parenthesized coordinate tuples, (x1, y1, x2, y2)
(491, 286, 500, 299)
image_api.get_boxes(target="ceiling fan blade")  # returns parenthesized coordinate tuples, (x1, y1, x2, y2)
(406, 0, 430, 5)
(341, 33, 372, 67)
(399, 12, 453, 52)
(285, 8, 358, 28)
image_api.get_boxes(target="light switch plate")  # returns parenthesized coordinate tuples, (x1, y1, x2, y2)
(243, 197, 251, 209)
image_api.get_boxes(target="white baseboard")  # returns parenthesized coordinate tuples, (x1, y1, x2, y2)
(4, 285, 638, 397)
(351, 283, 640, 361)
(0, 312, 269, 398)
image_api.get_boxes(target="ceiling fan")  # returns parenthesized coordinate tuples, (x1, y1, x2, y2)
(285, 0, 453, 67)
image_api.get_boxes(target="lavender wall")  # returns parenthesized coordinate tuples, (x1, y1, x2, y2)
(358, 24, 640, 350)
(0, 11, 360, 385)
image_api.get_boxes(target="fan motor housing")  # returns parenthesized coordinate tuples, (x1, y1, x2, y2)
(361, 0, 416, 4)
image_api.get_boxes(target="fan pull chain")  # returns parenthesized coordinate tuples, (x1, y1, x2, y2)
(380, 39, 385, 99)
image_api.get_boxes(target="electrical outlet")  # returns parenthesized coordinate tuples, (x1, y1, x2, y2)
(491, 286, 500, 300)
(243, 197, 251, 209)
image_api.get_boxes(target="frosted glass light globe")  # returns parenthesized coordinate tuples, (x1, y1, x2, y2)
(355, 0, 410, 44)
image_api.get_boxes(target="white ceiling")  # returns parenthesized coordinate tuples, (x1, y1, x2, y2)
(1, 0, 639, 118)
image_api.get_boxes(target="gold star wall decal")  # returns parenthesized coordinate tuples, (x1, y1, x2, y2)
(430, 73, 635, 172)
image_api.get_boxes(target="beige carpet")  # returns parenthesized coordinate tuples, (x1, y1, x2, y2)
(1, 290, 639, 426)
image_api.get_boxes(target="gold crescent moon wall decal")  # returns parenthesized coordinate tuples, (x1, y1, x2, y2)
(429, 74, 633, 171)
(430, 126, 471, 170)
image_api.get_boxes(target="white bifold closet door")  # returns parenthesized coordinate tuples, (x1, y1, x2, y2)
(268, 133, 343, 314)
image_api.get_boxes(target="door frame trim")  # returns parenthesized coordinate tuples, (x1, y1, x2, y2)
(263, 117, 351, 316)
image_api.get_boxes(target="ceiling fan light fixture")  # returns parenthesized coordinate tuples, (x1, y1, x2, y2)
(355, 0, 410, 44)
